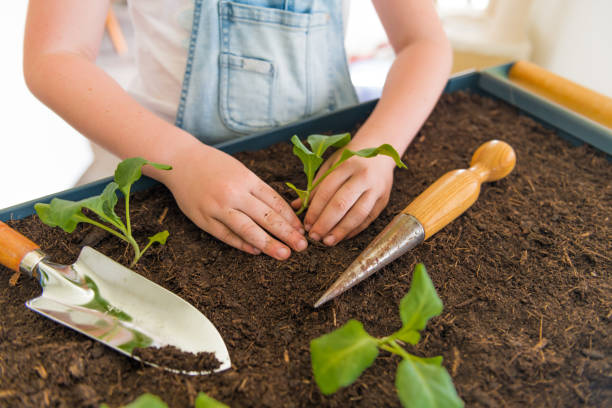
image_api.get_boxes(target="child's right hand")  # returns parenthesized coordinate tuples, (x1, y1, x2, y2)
(24, 0, 307, 260)
(156, 142, 307, 260)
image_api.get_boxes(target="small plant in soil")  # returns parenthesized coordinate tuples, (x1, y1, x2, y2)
(101, 391, 228, 408)
(310, 263, 463, 408)
(35, 158, 171, 267)
(286, 133, 406, 214)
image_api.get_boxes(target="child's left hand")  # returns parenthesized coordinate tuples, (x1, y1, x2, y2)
(289, 0, 452, 246)
(292, 138, 400, 246)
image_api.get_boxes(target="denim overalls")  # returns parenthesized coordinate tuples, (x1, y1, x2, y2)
(175, 0, 358, 145)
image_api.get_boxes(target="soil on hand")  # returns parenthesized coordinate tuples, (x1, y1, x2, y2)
(1, 92, 610, 407)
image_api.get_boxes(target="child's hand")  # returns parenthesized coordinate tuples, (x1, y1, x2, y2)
(293, 141, 398, 246)
(289, 0, 452, 247)
(161, 143, 307, 260)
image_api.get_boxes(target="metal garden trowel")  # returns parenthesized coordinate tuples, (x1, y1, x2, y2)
(0, 220, 231, 375)
(315, 140, 516, 307)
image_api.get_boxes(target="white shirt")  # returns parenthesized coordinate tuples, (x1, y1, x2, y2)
(127, 0, 194, 123)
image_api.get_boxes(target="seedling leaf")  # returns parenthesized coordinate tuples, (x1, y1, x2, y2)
(333, 144, 407, 171)
(102, 392, 228, 408)
(399, 263, 443, 332)
(285, 182, 308, 202)
(148, 230, 169, 246)
(81, 182, 123, 228)
(115, 157, 172, 196)
(290, 135, 323, 185)
(195, 392, 230, 408)
(419, 355, 444, 366)
(34, 202, 51, 225)
(35, 199, 89, 233)
(99, 182, 121, 223)
(392, 327, 421, 345)
(306, 133, 351, 156)
(310, 319, 379, 395)
(121, 393, 169, 408)
(396, 358, 463, 408)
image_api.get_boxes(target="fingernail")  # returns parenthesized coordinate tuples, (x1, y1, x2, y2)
(277, 247, 290, 259)
(296, 238, 307, 251)
(323, 235, 335, 246)
(252, 248, 261, 255)
(309, 232, 320, 241)
(304, 224, 311, 232)
(299, 227, 305, 235)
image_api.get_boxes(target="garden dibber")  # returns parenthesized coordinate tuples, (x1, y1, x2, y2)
(315, 139, 516, 308)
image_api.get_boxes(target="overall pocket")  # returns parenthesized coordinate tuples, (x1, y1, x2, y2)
(218, 1, 331, 134)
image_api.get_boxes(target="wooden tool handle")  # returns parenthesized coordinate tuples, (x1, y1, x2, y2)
(403, 140, 516, 239)
(105, 8, 129, 55)
(509, 60, 612, 130)
(0, 221, 40, 273)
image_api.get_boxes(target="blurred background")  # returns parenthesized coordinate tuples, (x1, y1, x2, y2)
(1, 0, 611, 210)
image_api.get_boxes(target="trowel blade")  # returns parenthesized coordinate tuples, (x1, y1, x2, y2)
(28, 246, 230, 375)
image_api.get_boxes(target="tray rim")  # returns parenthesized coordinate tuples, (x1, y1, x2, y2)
(479, 63, 612, 156)
(2, 64, 608, 222)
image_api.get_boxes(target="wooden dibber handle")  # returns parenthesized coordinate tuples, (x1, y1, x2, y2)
(403, 140, 516, 239)
(0, 220, 40, 273)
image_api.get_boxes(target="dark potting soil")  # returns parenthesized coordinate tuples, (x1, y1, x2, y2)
(1, 91, 610, 407)
(132, 346, 221, 373)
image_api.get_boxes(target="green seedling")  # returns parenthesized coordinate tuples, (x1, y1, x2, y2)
(310, 263, 463, 408)
(35, 158, 171, 267)
(100, 393, 167, 408)
(286, 133, 407, 214)
(100, 391, 228, 408)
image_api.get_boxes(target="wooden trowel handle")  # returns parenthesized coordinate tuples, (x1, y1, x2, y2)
(0, 220, 40, 272)
(403, 140, 516, 239)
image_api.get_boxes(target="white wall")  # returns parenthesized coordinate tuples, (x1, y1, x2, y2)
(0, 3, 93, 210)
(529, 0, 612, 97)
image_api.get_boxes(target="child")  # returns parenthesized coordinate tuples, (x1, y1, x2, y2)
(23, 0, 452, 261)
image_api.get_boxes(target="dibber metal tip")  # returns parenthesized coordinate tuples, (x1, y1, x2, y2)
(314, 214, 425, 308)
